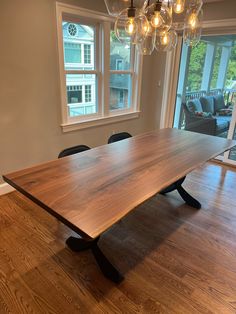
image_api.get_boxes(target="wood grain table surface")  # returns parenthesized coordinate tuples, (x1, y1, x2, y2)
(3, 128, 236, 239)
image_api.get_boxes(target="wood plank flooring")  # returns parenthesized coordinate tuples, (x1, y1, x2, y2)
(0, 162, 236, 313)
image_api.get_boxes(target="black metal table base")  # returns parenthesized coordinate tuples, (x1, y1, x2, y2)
(66, 176, 200, 283)
(66, 236, 123, 284)
(160, 176, 201, 209)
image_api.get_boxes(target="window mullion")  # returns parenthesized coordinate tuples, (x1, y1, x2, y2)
(103, 21, 111, 116)
(95, 23, 102, 117)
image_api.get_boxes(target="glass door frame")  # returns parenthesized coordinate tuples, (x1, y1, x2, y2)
(160, 18, 236, 166)
(223, 105, 236, 165)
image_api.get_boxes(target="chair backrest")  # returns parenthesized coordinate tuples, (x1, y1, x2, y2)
(108, 132, 132, 144)
(58, 144, 91, 158)
(214, 94, 225, 112)
(199, 96, 215, 114)
(187, 98, 203, 113)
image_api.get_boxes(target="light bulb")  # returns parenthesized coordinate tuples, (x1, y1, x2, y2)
(161, 32, 170, 45)
(125, 18, 137, 35)
(174, 0, 185, 14)
(115, 7, 148, 45)
(151, 11, 163, 28)
(188, 12, 198, 29)
(156, 29, 177, 52)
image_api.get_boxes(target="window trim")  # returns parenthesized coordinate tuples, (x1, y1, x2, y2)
(56, 2, 143, 132)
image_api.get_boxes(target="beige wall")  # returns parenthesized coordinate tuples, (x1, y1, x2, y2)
(203, 0, 236, 21)
(0, 0, 160, 183)
(0, 0, 235, 183)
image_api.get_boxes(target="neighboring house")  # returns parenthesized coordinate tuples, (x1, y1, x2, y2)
(110, 39, 131, 110)
(63, 22, 96, 116)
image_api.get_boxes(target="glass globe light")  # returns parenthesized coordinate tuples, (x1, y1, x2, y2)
(115, 8, 148, 45)
(145, 1, 172, 32)
(104, 0, 148, 16)
(173, 0, 185, 14)
(183, 7, 203, 47)
(155, 29, 178, 52)
(137, 24, 156, 55)
(183, 27, 202, 47)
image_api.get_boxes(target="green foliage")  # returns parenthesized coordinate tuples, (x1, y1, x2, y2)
(210, 46, 222, 89)
(110, 30, 119, 42)
(186, 42, 207, 92)
(186, 39, 236, 92)
(226, 42, 236, 87)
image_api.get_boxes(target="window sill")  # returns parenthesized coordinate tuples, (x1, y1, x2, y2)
(61, 111, 141, 132)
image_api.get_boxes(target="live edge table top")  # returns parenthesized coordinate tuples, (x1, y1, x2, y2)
(3, 129, 236, 239)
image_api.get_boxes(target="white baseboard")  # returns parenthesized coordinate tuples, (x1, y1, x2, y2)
(0, 183, 15, 195)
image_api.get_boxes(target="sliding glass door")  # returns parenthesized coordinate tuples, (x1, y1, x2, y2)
(173, 34, 236, 165)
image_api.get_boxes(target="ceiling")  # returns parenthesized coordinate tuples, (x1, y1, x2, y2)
(203, 0, 223, 2)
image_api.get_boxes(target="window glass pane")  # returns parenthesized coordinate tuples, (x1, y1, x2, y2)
(110, 74, 131, 110)
(66, 74, 97, 117)
(226, 41, 236, 88)
(62, 22, 95, 70)
(186, 41, 207, 92)
(110, 30, 131, 71)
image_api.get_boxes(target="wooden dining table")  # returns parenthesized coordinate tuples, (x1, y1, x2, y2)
(3, 128, 236, 283)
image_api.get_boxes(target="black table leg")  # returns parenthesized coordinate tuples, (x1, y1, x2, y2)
(160, 176, 201, 209)
(66, 236, 123, 283)
(176, 184, 201, 209)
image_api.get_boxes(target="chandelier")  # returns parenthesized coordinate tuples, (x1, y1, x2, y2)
(104, 0, 203, 55)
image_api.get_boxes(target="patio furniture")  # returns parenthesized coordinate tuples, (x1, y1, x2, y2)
(183, 95, 231, 135)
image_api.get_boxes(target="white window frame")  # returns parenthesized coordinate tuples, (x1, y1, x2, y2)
(56, 2, 143, 132)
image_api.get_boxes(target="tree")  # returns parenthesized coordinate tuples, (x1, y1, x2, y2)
(186, 42, 207, 92)
(226, 41, 236, 87)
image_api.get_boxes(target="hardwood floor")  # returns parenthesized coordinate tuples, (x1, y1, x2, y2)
(0, 162, 236, 313)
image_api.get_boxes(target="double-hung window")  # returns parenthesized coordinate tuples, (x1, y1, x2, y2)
(56, 3, 143, 131)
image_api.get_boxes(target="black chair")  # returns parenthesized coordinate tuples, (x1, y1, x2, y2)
(108, 132, 132, 144)
(58, 144, 91, 158)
